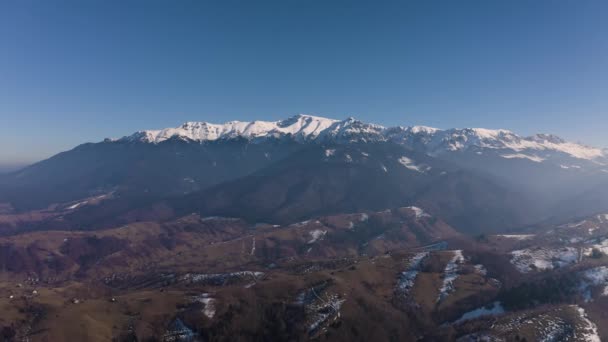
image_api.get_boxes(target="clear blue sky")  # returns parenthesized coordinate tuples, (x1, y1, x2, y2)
(1, 0, 608, 166)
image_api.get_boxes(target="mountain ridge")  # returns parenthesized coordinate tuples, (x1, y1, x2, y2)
(2, 114, 608, 234)
(117, 114, 607, 162)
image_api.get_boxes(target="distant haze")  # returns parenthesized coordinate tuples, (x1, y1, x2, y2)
(0, 163, 27, 174)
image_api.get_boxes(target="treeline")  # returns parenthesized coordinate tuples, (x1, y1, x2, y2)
(498, 272, 579, 310)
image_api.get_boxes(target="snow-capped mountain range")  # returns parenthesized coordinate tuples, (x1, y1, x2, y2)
(5, 114, 608, 234)
(120, 114, 607, 163)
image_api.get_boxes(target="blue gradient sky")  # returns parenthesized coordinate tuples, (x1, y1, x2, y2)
(1, 0, 608, 166)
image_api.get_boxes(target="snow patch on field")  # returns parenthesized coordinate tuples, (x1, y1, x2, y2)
(561, 220, 587, 229)
(574, 306, 601, 342)
(68, 201, 89, 210)
(308, 229, 327, 244)
(474, 264, 488, 276)
(192, 293, 216, 319)
(501, 153, 545, 162)
(437, 250, 465, 302)
(324, 149, 335, 157)
(583, 238, 608, 256)
(66, 194, 110, 210)
(453, 302, 505, 324)
(597, 214, 608, 223)
(396, 252, 428, 296)
(289, 220, 312, 227)
(397, 156, 430, 173)
(510, 247, 579, 273)
(495, 234, 535, 240)
(406, 206, 431, 219)
(67, 201, 87, 210)
(579, 266, 608, 301)
(470, 305, 600, 342)
(560, 164, 582, 169)
(307, 294, 345, 335)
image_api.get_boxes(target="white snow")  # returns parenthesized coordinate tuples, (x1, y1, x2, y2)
(579, 266, 608, 301)
(117, 115, 607, 163)
(411, 128, 606, 161)
(307, 294, 346, 334)
(324, 149, 336, 157)
(192, 293, 216, 319)
(501, 153, 545, 163)
(510, 247, 579, 273)
(289, 219, 311, 227)
(437, 250, 465, 302)
(398, 156, 430, 173)
(487, 306, 600, 342)
(583, 267, 608, 287)
(453, 302, 505, 324)
(596, 214, 608, 223)
(65, 194, 110, 210)
(583, 238, 608, 256)
(406, 206, 431, 219)
(67, 201, 87, 210)
(396, 252, 429, 296)
(474, 264, 488, 276)
(560, 164, 582, 169)
(308, 229, 327, 244)
(574, 306, 601, 342)
(130, 114, 339, 143)
(494, 234, 535, 240)
(409, 125, 440, 134)
(563, 220, 588, 228)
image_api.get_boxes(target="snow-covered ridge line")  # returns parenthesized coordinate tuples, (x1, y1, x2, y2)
(117, 114, 606, 161)
(437, 250, 465, 302)
(125, 114, 340, 144)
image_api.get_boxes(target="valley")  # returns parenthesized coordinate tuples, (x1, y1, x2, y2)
(0, 204, 607, 341)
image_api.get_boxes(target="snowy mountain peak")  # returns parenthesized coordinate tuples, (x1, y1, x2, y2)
(408, 126, 441, 134)
(123, 114, 340, 144)
(118, 115, 606, 162)
(530, 133, 566, 144)
(468, 128, 515, 139)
